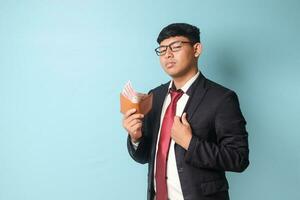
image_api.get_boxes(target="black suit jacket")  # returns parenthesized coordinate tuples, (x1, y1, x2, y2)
(127, 73, 249, 200)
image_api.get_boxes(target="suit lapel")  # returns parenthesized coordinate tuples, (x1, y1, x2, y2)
(174, 73, 208, 172)
(184, 72, 208, 121)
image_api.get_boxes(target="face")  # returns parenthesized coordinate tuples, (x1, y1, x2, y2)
(158, 36, 201, 79)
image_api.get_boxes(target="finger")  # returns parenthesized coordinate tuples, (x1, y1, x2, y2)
(126, 113, 144, 124)
(124, 113, 143, 132)
(131, 122, 142, 133)
(124, 108, 137, 118)
(126, 120, 142, 134)
(128, 119, 142, 128)
(173, 116, 181, 125)
(181, 113, 189, 125)
(130, 124, 142, 134)
(124, 116, 140, 129)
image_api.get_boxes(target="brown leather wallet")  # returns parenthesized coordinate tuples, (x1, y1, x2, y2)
(120, 93, 153, 115)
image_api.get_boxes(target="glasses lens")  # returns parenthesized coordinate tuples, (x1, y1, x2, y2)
(170, 41, 182, 52)
(155, 46, 167, 56)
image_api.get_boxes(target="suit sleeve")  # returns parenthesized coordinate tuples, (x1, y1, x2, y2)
(127, 92, 154, 165)
(184, 91, 249, 172)
(127, 130, 152, 164)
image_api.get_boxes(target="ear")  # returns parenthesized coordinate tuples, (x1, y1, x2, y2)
(194, 43, 202, 58)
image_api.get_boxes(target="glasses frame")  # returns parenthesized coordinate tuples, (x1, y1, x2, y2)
(154, 40, 194, 56)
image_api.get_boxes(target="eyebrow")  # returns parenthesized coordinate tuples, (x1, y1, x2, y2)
(159, 40, 190, 47)
(159, 42, 175, 48)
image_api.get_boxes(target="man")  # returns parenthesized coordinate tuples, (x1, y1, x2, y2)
(122, 23, 249, 200)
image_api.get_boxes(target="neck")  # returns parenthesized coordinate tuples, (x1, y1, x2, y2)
(173, 67, 198, 89)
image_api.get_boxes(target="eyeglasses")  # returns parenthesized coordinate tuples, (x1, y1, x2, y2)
(154, 40, 194, 56)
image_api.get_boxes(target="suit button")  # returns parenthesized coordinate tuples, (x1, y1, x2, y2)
(178, 167, 183, 173)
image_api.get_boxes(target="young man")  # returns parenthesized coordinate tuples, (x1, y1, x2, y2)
(122, 23, 249, 200)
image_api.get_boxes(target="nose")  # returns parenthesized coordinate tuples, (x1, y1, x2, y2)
(165, 46, 174, 58)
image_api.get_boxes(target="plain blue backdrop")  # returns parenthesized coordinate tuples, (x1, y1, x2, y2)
(0, 0, 299, 199)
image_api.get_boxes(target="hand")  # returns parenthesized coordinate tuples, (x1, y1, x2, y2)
(171, 113, 192, 150)
(122, 108, 144, 143)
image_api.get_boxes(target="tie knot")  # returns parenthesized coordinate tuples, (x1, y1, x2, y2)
(169, 88, 184, 103)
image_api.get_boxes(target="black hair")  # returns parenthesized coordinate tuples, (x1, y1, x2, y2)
(157, 23, 200, 44)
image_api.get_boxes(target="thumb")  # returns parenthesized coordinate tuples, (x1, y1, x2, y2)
(181, 113, 189, 125)
(174, 115, 180, 121)
(174, 115, 181, 124)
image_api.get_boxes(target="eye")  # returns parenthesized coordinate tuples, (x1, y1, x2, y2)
(172, 45, 181, 50)
(161, 47, 167, 52)
(170, 42, 182, 51)
(159, 49, 166, 55)
(158, 46, 167, 53)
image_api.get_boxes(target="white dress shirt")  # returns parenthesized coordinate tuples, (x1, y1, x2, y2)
(133, 71, 200, 200)
(154, 71, 199, 200)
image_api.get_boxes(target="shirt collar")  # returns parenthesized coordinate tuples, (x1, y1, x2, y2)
(168, 71, 200, 93)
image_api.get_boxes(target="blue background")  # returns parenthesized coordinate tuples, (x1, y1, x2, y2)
(0, 0, 299, 199)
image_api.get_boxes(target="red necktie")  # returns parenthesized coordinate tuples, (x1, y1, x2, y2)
(155, 89, 183, 200)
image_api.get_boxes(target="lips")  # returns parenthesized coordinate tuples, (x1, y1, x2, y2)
(166, 61, 176, 68)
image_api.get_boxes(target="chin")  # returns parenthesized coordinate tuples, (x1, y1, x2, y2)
(167, 71, 183, 79)
(164, 68, 179, 77)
